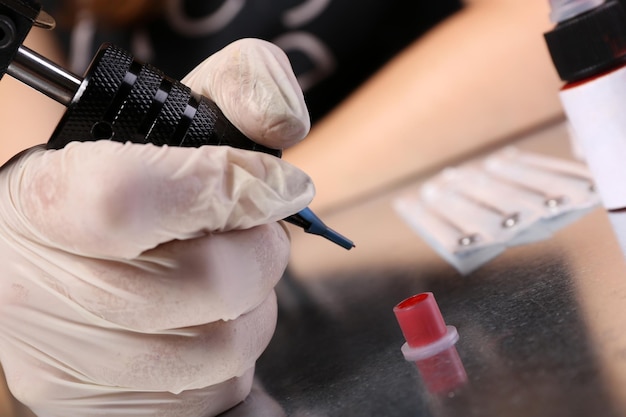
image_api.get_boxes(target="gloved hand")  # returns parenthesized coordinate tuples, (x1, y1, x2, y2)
(0, 38, 313, 417)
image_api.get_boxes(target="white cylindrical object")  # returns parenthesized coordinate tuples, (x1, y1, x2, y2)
(559, 66, 626, 210)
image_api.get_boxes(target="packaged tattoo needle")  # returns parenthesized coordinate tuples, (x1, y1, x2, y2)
(393, 148, 599, 275)
(485, 148, 598, 232)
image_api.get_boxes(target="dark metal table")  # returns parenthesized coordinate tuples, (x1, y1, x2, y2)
(245, 120, 626, 417)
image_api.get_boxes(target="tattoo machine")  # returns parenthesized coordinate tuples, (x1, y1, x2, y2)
(0, 0, 354, 250)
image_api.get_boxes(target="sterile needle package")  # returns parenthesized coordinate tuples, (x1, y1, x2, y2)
(393, 147, 599, 275)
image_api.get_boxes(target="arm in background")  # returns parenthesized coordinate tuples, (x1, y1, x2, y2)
(285, 0, 564, 212)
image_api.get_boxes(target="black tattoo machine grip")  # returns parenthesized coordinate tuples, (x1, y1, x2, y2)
(47, 44, 280, 156)
(0, 0, 354, 249)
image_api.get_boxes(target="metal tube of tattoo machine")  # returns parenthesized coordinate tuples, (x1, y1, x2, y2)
(0, 2, 354, 249)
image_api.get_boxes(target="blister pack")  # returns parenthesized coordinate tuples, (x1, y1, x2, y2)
(393, 147, 599, 275)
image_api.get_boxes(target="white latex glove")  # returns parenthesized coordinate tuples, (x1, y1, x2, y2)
(0, 38, 313, 417)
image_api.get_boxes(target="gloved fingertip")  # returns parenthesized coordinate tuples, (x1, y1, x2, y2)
(181, 38, 311, 150)
(257, 109, 310, 149)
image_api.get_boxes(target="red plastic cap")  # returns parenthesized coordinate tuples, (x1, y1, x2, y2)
(393, 292, 447, 347)
(393, 292, 467, 394)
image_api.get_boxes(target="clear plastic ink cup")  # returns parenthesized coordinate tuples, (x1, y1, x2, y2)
(393, 292, 467, 394)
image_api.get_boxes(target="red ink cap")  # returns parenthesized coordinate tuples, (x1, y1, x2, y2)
(394, 292, 447, 347)
(393, 292, 467, 394)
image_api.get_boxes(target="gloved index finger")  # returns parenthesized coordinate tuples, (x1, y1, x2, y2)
(6, 141, 314, 259)
(182, 38, 311, 150)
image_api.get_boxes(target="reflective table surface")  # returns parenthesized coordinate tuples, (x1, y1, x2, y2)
(248, 120, 626, 417)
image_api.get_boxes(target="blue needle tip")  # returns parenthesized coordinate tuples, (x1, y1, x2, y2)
(284, 207, 355, 250)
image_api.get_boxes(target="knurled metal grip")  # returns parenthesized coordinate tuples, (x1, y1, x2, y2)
(47, 43, 282, 157)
